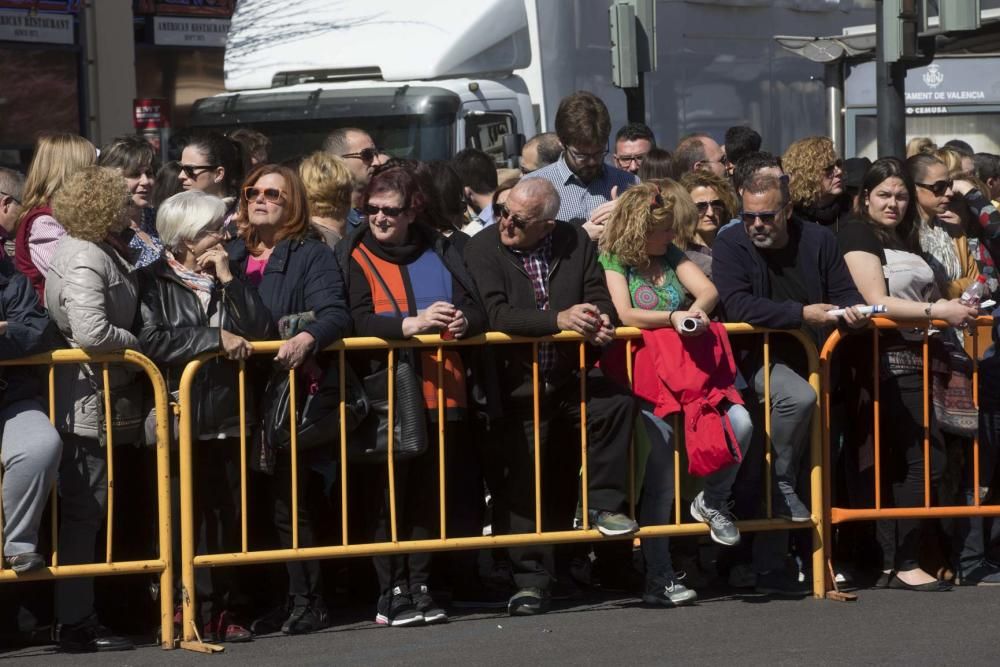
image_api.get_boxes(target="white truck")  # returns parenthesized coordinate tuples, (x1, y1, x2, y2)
(189, 0, 872, 164)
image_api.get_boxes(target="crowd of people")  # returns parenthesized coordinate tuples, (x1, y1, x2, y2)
(1, 88, 999, 652)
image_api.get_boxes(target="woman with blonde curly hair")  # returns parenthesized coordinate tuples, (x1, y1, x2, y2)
(44, 165, 139, 652)
(299, 151, 353, 247)
(598, 182, 752, 608)
(14, 132, 97, 303)
(678, 171, 737, 278)
(783, 136, 849, 230)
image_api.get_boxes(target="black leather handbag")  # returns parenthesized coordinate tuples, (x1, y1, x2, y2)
(263, 357, 369, 452)
(350, 249, 428, 463)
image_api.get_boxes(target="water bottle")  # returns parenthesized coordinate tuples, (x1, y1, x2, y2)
(959, 275, 988, 307)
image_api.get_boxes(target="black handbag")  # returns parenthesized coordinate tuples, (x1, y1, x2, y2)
(263, 358, 369, 452)
(350, 249, 429, 463)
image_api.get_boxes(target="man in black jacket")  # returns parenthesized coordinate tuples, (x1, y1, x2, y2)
(465, 179, 637, 616)
(713, 172, 867, 596)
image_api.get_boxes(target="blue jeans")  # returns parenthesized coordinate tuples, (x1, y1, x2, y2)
(639, 401, 753, 584)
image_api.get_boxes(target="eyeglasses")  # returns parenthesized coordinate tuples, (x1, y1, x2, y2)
(824, 159, 844, 176)
(695, 199, 725, 214)
(180, 164, 219, 179)
(196, 218, 226, 238)
(243, 186, 286, 203)
(364, 203, 408, 217)
(614, 154, 646, 166)
(916, 179, 954, 197)
(0, 190, 20, 205)
(342, 147, 380, 163)
(497, 203, 542, 229)
(565, 146, 608, 163)
(740, 209, 783, 225)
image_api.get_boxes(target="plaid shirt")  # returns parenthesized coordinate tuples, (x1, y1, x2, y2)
(514, 234, 556, 375)
(524, 153, 637, 223)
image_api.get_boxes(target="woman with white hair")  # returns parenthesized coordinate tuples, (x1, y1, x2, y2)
(137, 190, 275, 642)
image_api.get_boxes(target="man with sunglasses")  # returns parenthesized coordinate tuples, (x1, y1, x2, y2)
(524, 91, 636, 242)
(323, 127, 386, 230)
(465, 178, 638, 616)
(712, 172, 867, 596)
(0, 168, 24, 258)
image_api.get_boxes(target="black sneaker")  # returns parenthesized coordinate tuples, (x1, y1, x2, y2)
(507, 587, 549, 616)
(642, 577, 698, 607)
(58, 617, 133, 653)
(281, 601, 330, 635)
(411, 584, 448, 624)
(375, 586, 424, 627)
(250, 603, 288, 636)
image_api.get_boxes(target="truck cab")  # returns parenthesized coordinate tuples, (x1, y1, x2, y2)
(188, 0, 534, 164)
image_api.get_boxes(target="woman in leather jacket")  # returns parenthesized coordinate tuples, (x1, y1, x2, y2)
(137, 190, 275, 642)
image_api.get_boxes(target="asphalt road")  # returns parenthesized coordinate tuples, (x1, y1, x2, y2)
(3, 586, 999, 665)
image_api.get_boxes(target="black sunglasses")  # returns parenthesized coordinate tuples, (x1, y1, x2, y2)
(364, 203, 408, 217)
(496, 203, 537, 229)
(342, 147, 380, 162)
(0, 190, 20, 205)
(695, 199, 725, 213)
(180, 164, 218, 179)
(740, 210, 781, 225)
(916, 179, 953, 197)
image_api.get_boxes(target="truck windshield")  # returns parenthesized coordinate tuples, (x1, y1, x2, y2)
(190, 115, 454, 163)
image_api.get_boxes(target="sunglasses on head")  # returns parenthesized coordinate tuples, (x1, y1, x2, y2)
(695, 199, 725, 213)
(740, 210, 781, 225)
(342, 147, 380, 162)
(364, 203, 408, 217)
(180, 164, 218, 179)
(916, 179, 953, 197)
(243, 186, 286, 203)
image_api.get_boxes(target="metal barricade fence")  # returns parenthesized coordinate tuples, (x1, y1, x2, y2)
(0, 348, 174, 649)
(177, 325, 826, 650)
(820, 317, 1000, 596)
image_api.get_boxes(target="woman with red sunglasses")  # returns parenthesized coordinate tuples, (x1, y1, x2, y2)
(227, 164, 352, 636)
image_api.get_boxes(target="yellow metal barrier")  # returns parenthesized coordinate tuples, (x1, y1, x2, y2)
(820, 317, 1000, 596)
(177, 324, 825, 649)
(0, 348, 174, 649)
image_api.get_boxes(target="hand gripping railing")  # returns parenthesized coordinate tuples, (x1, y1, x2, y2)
(176, 324, 826, 651)
(0, 348, 174, 649)
(820, 316, 1000, 598)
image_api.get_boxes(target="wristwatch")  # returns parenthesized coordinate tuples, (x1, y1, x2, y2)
(924, 302, 933, 318)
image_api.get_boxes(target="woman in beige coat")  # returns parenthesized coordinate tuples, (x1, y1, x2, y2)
(43, 165, 138, 653)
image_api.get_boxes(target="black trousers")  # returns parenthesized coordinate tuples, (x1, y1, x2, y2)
(877, 372, 946, 571)
(269, 449, 334, 607)
(491, 369, 635, 591)
(191, 440, 243, 620)
(362, 441, 437, 595)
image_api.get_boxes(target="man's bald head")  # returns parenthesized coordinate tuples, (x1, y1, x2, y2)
(510, 178, 560, 220)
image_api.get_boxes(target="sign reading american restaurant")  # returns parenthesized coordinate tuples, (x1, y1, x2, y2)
(0, 9, 74, 44)
(153, 15, 229, 47)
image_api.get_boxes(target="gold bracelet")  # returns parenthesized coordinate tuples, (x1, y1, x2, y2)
(924, 302, 933, 318)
